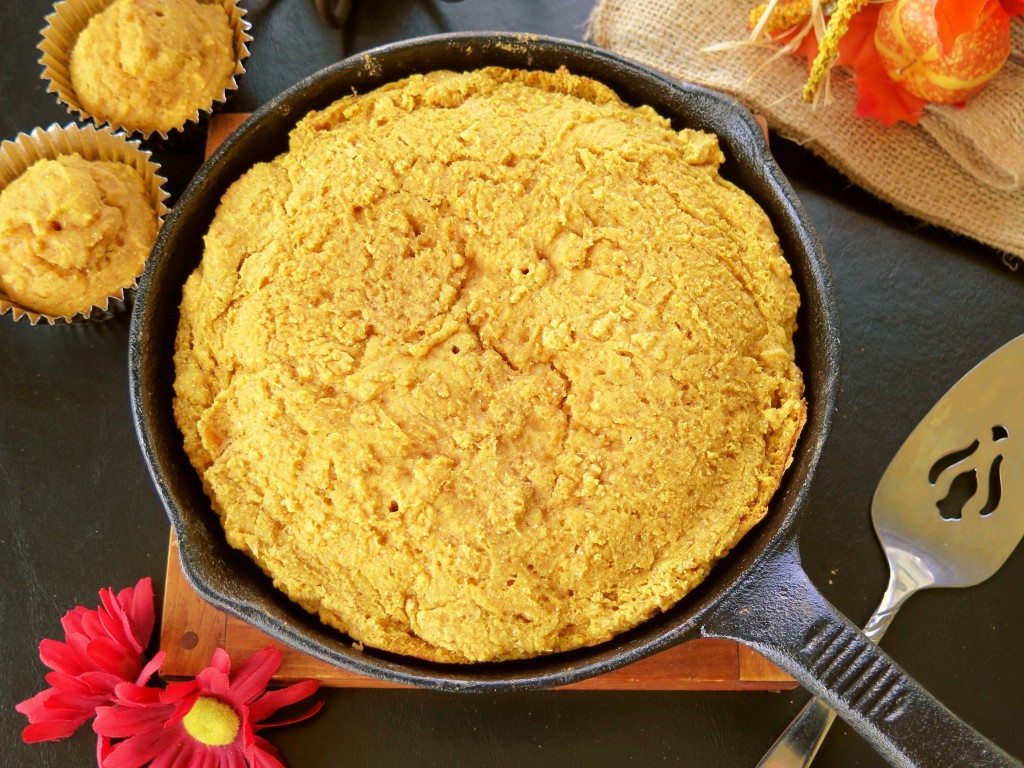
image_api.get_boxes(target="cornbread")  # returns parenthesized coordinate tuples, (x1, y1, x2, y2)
(69, 0, 235, 134)
(174, 67, 806, 663)
(0, 153, 156, 317)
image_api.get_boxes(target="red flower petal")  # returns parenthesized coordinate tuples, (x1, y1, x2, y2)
(22, 717, 88, 743)
(88, 636, 140, 678)
(150, 742, 196, 768)
(78, 609, 106, 641)
(224, 747, 248, 768)
(240, 712, 256, 752)
(113, 680, 164, 706)
(210, 648, 232, 675)
(66, 632, 100, 671)
(1000, 0, 1024, 13)
(16, 685, 99, 740)
(94, 702, 178, 739)
(189, 752, 217, 768)
(38, 638, 80, 674)
(102, 579, 154, 656)
(125, 578, 156, 649)
(38, 691, 108, 716)
(135, 650, 167, 686)
(196, 666, 232, 698)
(19, 579, 161, 753)
(162, 679, 201, 704)
(79, 670, 129, 694)
(98, 597, 139, 655)
(163, 691, 200, 729)
(60, 606, 88, 638)
(101, 726, 183, 768)
(14, 689, 51, 717)
(44, 670, 96, 695)
(97, 734, 114, 765)
(249, 681, 322, 727)
(228, 648, 283, 705)
(33, 706, 99, 725)
(251, 736, 288, 768)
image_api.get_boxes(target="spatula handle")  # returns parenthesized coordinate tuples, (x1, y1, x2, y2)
(756, 697, 837, 768)
(702, 541, 1021, 768)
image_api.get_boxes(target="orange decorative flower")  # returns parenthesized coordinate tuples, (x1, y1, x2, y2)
(93, 647, 322, 768)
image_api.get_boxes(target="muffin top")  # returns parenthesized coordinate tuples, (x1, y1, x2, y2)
(0, 153, 156, 318)
(173, 67, 805, 663)
(69, 0, 235, 134)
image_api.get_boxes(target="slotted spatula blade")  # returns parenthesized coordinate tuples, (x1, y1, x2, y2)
(872, 332, 1024, 589)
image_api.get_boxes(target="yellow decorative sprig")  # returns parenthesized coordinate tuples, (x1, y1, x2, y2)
(802, 0, 870, 101)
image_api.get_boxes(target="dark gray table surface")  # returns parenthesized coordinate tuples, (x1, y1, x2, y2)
(2, 1, 1023, 766)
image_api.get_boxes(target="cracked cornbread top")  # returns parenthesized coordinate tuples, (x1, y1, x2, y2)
(173, 66, 805, 663)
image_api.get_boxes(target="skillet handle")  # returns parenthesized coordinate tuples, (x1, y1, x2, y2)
(700, 541, 1021, 768)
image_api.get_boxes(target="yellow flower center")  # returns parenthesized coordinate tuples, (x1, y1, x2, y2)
(182, 696, 240, 747)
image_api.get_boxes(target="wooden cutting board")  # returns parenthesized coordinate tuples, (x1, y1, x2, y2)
(157, 114, 796, 691)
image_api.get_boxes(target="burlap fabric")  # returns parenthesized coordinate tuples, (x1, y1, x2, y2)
(587, 1, 1024, 267)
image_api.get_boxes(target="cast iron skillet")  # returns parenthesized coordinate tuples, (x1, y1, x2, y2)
(129, 33, 1017, 768)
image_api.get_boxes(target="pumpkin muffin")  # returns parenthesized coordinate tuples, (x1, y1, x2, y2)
(0, 153, 157, 318)
(69, 0, 236, 135)
(174, 67, 806, 663)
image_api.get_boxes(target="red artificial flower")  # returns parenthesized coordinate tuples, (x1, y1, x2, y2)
(16, 578, 158, 743)
(94, 647, 323, 768)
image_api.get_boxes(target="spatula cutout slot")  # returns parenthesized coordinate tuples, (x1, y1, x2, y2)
(929, 425, 1008, 522)
(928, 440, 979, 485)
(936, 471, 978, 521)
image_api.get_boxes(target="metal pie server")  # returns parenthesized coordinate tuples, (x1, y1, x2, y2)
(758, 332, 1024, 768)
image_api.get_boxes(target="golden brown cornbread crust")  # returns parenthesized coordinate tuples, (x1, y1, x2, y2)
(173, 67, 806, 663)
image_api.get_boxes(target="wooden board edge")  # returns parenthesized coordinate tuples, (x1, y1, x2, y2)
(159, 533, 228, 679)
